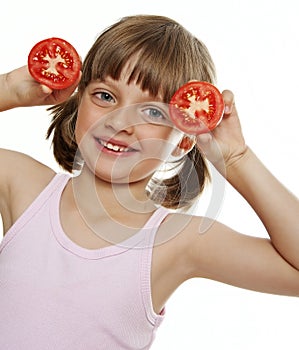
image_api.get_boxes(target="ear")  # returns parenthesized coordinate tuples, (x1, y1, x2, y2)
(171, 135, 196, 157)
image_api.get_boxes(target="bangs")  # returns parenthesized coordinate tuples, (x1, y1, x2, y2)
(79, 15, 216, 102)
(48, 15, 213, 208)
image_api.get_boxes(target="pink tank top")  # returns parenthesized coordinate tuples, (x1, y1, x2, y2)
(0, 173, 169, 349)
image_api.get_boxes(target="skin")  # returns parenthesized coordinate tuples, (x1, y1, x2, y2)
(75, 76, 183, 184)
(1, 66, 299, 317)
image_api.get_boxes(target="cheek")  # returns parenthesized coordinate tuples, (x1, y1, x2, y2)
(129, 159, 163, 181)
(75, 103, 86, 143)
(75, 102, 97, 145)
(140, 128, 182, 158)
(75, 117, 87, 145)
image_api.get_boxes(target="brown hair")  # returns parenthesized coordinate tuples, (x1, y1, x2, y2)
(47, 14, 216, 209)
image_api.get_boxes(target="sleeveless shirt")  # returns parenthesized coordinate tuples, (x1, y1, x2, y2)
(0, 173, 169, 349)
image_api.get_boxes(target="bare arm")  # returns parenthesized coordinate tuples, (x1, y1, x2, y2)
(181, 90, 299, 296)
(0, 65, 80, 111)
(0, 65, 80, 232)
(226, 147, 299, 269)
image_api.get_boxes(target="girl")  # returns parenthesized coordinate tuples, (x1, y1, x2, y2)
(0, 15, 298, 350)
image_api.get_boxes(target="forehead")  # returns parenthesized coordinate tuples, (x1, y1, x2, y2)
(117, 56, 163, 101)
(89, 76, 164, 106)
(118, 55, 139, 81)
(93, 55, 163, 101)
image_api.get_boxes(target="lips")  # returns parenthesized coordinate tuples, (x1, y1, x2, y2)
(94, 137, 137, 153)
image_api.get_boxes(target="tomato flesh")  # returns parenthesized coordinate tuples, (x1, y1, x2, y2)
(169, 81, 224, 135)
(28, 37, 81, 90)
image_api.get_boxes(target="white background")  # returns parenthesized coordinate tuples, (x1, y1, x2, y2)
(1, 0, 299, 349)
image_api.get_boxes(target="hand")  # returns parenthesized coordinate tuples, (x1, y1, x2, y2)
(196, 90, 247, 173)
(0, 65, 81, 111)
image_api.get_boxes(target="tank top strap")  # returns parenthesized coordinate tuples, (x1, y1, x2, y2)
(0, 173, 71, 252)
(140, 206, 170, 327)
(142, 206, 170, 230)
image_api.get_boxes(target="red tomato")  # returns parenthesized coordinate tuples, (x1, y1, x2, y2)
(169, 81, 224, 135)
(28, 37, 81, 90)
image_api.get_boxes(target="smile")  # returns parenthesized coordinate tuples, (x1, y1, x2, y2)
(95, 138, 136, 153)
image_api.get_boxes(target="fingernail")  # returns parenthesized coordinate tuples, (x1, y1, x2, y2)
(197, 133, 212, 144)
(41, 85, 52, 94)
(224, 105, 230, 114)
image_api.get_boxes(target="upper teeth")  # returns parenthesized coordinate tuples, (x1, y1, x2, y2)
(99, 139, 130, 152)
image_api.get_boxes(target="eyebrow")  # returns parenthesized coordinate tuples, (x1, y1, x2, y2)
(93, 77, 115, 86)
(87, 78, 120, 93)
(90, 77, 166, 105)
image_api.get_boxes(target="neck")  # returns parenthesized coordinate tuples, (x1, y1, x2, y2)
(72, 165, 157, 218)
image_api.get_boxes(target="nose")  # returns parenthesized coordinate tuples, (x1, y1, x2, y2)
(104, 106, 136, 134)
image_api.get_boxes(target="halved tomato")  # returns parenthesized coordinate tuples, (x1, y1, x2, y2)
(28, 37, 81, 90)
(169, 81, 224, 135)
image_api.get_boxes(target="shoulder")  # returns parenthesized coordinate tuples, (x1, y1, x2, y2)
(0, 148, 57, 232)
(0, 148, 56, 188)
(156, 211, 299, 297)
(152, 213, 260, 312)
(155, 212, 252, 280)
(151, 213, 214, 312)
(152, 213, 206, 286)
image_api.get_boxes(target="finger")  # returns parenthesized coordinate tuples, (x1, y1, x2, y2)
(196, 132, 223, 165)
(197, 132, 212, 145)
(222, 89, 235, 116)
(196, 132, 215, 158)
(41, 84, 52, 95)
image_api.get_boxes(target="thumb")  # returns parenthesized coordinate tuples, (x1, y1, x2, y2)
(196, 132, 224, 167)
(40, 84, 52, 95)
(196, 132, 213, 155)
(197, 132, 212, 145)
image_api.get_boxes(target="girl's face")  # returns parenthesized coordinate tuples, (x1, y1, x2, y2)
(75, 72, 183, 184)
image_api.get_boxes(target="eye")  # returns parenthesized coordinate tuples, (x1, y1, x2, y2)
(97, 91, 115, 103)
(143, 107, 165, 120)
(92, 90, 116, 106)
(141, 105, 172, 126)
